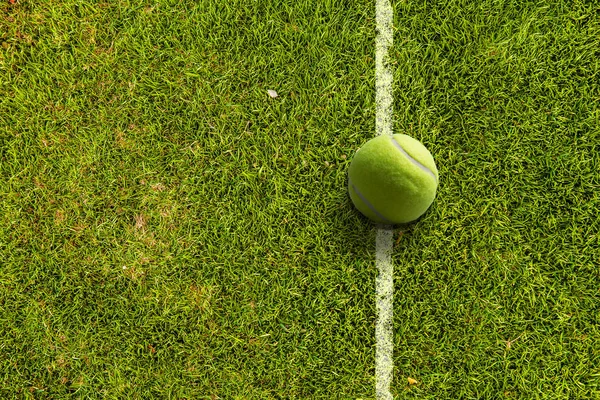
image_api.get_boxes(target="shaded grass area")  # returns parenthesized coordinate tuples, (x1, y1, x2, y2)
(0, 0, 599, 398)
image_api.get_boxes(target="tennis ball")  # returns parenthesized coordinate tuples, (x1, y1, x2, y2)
(347, 134, 438, 224)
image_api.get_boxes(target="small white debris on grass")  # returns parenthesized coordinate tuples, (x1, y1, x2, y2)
(267, 89, 278, 98)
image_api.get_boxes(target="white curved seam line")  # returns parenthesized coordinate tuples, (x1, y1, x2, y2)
(390, 136, 437, 182)
(350, 180, 393, 224)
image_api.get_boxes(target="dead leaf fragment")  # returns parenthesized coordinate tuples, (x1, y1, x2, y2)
(407, 377, 418, 385)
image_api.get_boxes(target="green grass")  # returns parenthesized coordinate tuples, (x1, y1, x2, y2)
(1, 0, 599, 398)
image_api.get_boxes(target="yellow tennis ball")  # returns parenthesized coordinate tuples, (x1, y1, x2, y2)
(348, 134, 439, 224)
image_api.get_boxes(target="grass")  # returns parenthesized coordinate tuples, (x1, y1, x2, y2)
(1, 0, 599, 398)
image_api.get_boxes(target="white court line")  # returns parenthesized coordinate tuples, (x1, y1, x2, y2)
(375, 0, 394, 399)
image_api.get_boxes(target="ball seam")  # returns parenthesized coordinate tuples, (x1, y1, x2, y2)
(350, 178, 393, 224)
(390, 136, 437, 182)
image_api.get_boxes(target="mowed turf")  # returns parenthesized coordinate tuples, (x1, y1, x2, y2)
(0, 0, 598, 399)
(1, 1, 377, 398)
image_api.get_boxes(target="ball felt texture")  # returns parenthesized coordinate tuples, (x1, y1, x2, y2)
(348, 134, 438, 224)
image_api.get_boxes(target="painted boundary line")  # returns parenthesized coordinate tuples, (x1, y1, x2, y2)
(375, 0, 394, 399)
